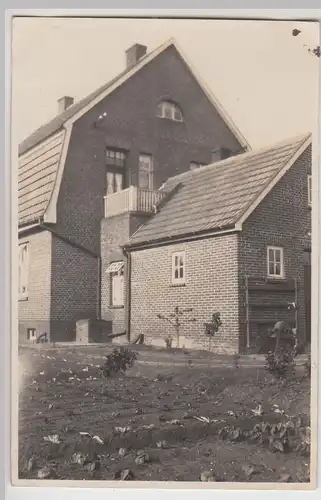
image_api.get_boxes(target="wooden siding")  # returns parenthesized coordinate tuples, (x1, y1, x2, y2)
(18, 131, 65, 225)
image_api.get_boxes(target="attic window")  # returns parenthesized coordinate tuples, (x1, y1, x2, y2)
(157, 101, 183, 122)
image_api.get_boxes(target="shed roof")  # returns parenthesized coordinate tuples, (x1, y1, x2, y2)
(127, 133, 311, 248)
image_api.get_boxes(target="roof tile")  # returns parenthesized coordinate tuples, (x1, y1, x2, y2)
(128, 134, 311, 246)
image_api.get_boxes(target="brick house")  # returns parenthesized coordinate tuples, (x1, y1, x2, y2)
(124, 134, 312, 354)
(18, 38, 249, 343)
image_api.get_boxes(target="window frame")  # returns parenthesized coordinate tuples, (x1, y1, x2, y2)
(27, 328, 36, 341)
(106, 170, 125, 195)
(157, 101, 183, 122)
(18, 242, 29, 300)
(308, 174, 312, 207)
(267, 246, 284, 279)
(105, 148, 127, 195)
(171, 251, 186, 285)
(108, 261, 125, 308)
(105, 148, 127, 168)
(138, 154, 154, 190)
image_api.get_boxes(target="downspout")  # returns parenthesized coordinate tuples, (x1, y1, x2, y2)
(96, 256, 102, 319)
(122, 247, 131, 342)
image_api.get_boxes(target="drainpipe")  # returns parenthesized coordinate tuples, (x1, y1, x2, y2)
(96, 257, 102, 319)
(122, 247, 131, 342)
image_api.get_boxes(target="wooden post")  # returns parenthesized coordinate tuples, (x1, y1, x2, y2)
(127, 186, 136, 212)
(245, 276, 250, 349)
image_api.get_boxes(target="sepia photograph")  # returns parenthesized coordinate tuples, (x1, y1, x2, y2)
(12, 15, 319, 487)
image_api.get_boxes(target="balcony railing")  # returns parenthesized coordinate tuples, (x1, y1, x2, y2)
(104, 186, 166, 218)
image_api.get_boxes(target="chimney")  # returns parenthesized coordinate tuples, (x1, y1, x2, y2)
(125, 43, 147, 69)
(211, 147, 232, 163)
(58, 96, 74, 114)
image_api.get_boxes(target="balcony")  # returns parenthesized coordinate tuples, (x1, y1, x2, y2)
(104, 185, 166, 218)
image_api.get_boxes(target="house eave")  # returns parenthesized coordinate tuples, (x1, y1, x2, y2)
(18, 219, 43, 235)
(123, 224, 240, 252)
(19, 128, 65, 157)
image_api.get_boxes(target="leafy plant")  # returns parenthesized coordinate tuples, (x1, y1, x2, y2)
(265, 347, 295, 378)
(204, 312, 222, 337)
(218, 413, 310, 457)
(218, 424, 243, 442)
(164, 336, 173, 349)
(100, 348, 137, 377)
(264, 322, 298, 378)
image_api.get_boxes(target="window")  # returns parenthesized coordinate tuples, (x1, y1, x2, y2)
(157, 101, 183, 122)
(18, 242, 29, 298)
(105, 149, 126, 167)
(106, 171, 124, 195)
(139, 154, 154, 190)
(267, 246, 284, 278)
(27, 328, 36, 341)
(105, 148, 126, 195)
(190, 161, 206, 171)
(106, 261, 124, 307)
(172, 251, 186, 285)
(308, 175, 312, 207)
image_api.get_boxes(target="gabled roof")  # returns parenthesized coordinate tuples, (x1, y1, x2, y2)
(19, 37, 250, 156)
(126, 133, 311, 249)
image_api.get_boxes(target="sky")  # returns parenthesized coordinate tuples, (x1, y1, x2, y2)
(11, 17, 320, 150)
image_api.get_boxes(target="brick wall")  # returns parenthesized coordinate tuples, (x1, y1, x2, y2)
(55, 44, 244, 257)
(50, 234, 99, 341)
(101, 213, 148, 333)
(130, 233, 240, 353)
(239, 147, 312, 350)
(51, 45, 244, 339)
(18, 229, 52, 342)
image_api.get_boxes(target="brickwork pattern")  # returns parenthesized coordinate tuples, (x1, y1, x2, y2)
(50, 235, 99, 341)
(239, 146, 312, 350)
(101, 213, 148, 333)
(40, 45, 243, 340)
(18, 230, 52, 342)
(130, 234, 240, 354)
(56, 46, 243, 255)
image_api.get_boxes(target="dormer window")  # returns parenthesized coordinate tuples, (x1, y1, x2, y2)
(157, 101, 183, 122)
